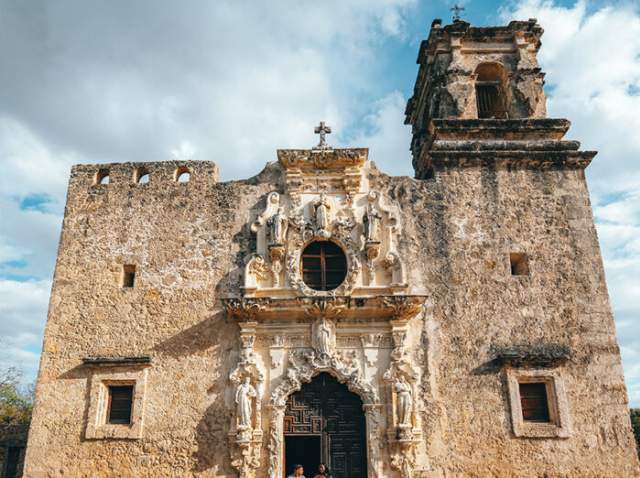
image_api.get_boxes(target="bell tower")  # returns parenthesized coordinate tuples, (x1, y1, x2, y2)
(405, 18, 562, 178)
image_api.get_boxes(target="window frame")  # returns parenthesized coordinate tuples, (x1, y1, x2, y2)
(301, 241, 347, 291)
(506, 367, 572, 438)
(519, 382, 551, 422)
(85, 368, 148, 440)
(475, 81, 508, 119)
(107, 384, 135, 425)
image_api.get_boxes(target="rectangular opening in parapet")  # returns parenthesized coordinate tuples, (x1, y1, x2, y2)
(510, 253, 529, 276)
(107, 385, 134, 424)
(122, 265, 136, 288)
(519, 382, 551, 423)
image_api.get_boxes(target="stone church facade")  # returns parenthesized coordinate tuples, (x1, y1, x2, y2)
(24, 18, 640, 478)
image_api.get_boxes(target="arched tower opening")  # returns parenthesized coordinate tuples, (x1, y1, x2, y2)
(474, 62, 508, 119)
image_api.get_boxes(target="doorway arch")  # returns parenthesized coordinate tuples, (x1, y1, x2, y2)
(283, 373, 367, 478)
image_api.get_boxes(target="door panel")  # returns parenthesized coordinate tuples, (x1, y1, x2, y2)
(284, 373, 367, 478)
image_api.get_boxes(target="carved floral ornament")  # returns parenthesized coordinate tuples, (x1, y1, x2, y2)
(242, 183, 408, 296)
(226, 148, 424, 477)
(277, 148, 367, 171)
(223, 296, 426, 478)
(221, 295, 424, 322)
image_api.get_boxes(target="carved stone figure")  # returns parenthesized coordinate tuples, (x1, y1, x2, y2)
(363, 204, 382, 243)
(314, 193, 331, 237)
(317, 318, 332, 356)
(236, 376, 257, 429)
(267, 207, 288, 245)
(395, 376, 412, 426)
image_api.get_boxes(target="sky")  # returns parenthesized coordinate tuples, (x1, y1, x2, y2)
(0, 0, 639, 407)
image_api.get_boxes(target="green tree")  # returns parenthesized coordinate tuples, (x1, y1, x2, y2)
(631, 408, 640, 458)
(0, 367, 33, 426)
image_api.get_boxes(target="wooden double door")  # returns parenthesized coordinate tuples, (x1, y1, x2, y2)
(283, 373, 367, 478)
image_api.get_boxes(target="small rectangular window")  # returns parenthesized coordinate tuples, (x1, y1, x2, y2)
(107, 385, 134, 424)
(510, 253, 529, 276)
(519, 382, 550, 422)
(122, 265, 136, 288)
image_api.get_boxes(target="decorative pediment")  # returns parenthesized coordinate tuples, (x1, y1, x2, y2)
(242, 146, 411, 299)
(277, 148, 367, 170)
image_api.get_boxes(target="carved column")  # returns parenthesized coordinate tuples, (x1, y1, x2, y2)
(267, 405, 285, 478)
(229, 322, 264, 478)
(383, 315, 423, 478)
(363, 403, 384, 478)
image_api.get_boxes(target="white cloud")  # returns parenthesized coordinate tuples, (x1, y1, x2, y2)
(502, 0, 640, 407)
(0, 279, 50, 384)
(349, 91, 414, 176)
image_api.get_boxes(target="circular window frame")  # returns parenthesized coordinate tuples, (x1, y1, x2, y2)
(300, 240, 348, 292)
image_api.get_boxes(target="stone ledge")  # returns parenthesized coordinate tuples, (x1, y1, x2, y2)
(424, 150, 596, 173)
(82, 356, 152, 367)
(431, 139, 581, 151)
(430, 119, 571, 141)
(492, 344, 572, 368)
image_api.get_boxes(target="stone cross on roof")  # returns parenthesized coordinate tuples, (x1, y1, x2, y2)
(313, 121, 332, 150)
(451, 4, 465, 21)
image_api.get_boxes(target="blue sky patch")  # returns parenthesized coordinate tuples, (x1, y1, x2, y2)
(19, 193, 54, 213)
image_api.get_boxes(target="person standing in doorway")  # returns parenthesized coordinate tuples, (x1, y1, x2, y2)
(288, 464, 305, 477)
(313, 463, 331, 478)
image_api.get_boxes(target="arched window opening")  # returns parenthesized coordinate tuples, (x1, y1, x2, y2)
(95, 169, 110, 185)
(134, 167, 150, 184)
(175, 167, 191, 183)
(475, 63, 508, 119)
(301, 241, 347, 291)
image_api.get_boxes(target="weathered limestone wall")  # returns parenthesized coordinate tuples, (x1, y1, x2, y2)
(381, 163, 640, 477)
(24, 160, 281, 477)
(23, 155, 640, 477)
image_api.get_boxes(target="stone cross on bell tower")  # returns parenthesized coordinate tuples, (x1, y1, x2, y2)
(451, 4, 465, 22)
(313, 121, 332, 150)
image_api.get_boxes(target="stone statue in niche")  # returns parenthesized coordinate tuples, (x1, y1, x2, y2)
(395, 375, 412, 426)
(312, 317, 336, 357)
(363, 203, 382, 243)
(318, 318, 332, 356)
(267, 207, 288, 245)
(236, 376, 257, 429)
(313, 193, 331, 238)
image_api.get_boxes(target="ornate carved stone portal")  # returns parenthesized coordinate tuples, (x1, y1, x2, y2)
(224, 143, 427, 477)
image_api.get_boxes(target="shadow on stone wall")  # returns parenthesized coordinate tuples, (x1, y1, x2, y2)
(150, 310, 234, 473)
